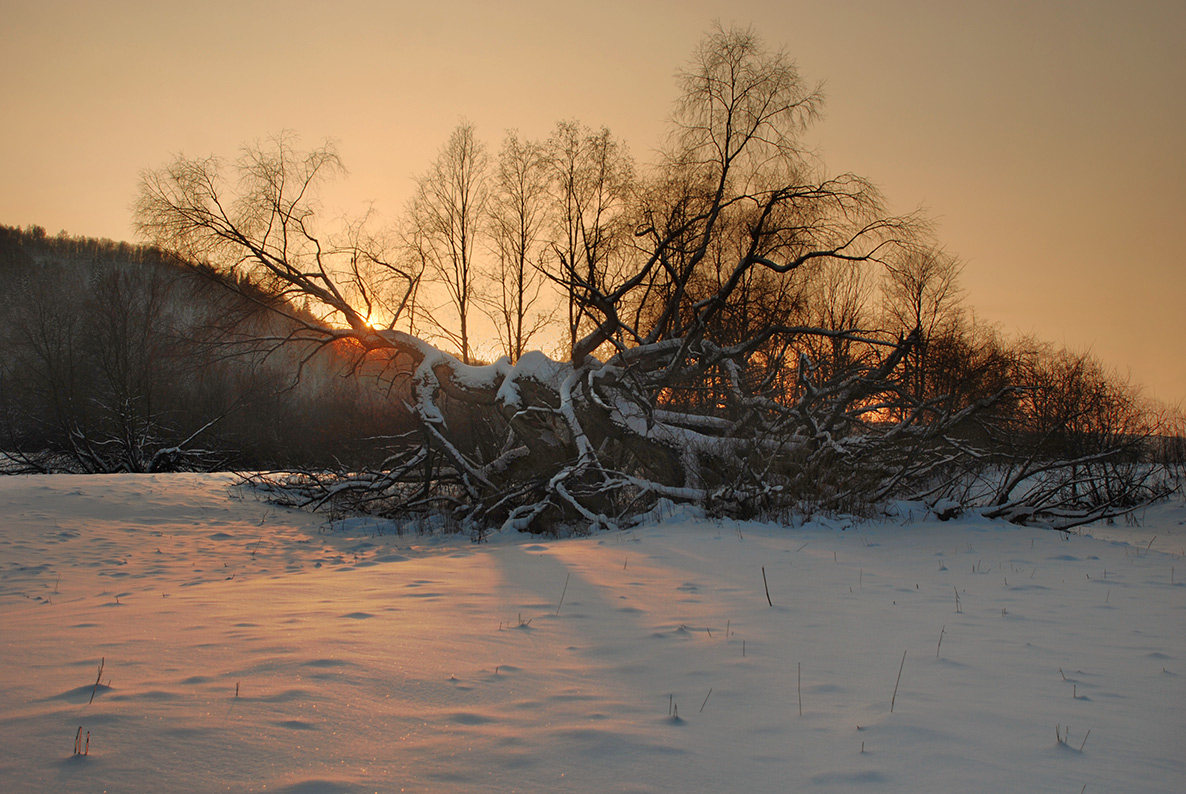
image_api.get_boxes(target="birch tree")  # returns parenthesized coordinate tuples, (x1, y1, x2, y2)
(487, 131, 552, 361)
(408, 122, 489, 363)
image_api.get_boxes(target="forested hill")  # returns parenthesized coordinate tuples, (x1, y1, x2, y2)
(0, 224, 413, 473)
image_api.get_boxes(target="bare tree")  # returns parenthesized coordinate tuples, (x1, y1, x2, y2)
(881, 243, 963, 403)
(135, 132, 418, 346)
(407, 122, 489, 363)
(486, 131, 552, 361)
(546, 120, 635, 358)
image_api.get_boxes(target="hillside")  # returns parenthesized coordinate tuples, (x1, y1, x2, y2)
(0, 224, 414, 472)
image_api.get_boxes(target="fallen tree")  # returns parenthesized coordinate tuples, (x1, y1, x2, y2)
(134, 27, 1173, 534)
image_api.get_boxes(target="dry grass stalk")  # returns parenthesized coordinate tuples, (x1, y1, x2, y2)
(89, 658, 104, 704)
(555, 573, 570, 616)
(890, 650, 907, 713)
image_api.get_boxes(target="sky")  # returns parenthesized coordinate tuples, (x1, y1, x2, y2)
(3, 0, 1184, 406)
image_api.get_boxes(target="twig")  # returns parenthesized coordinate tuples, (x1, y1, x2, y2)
(890, 650, 907, 713)
(700, 688, 712, 712)
(797, 662, 803, 716)
(762, 566, 773, 607)
(936, 625, 946, 659)
(1079, 729, 1091, 752)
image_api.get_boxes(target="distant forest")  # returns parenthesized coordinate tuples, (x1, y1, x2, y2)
(0, 224, 415, 473)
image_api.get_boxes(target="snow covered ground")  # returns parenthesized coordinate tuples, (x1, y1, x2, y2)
(1, 474, 1182, 793)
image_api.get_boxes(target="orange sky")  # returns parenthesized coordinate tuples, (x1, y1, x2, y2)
(3, 0, 1183, 406)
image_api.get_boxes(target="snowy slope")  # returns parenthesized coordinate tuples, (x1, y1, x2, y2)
(1, 474, 1182, 793)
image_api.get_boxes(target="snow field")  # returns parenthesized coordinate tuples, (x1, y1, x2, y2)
(0, 474, 1183, 792)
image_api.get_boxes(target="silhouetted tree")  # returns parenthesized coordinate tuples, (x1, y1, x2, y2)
(486, 131, 553, 361)
(407, 122, 489, 363)
(881, 243, 963, 404)
(546, 120, 635, 357)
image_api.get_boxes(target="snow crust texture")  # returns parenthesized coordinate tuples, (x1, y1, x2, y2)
(1, 474, 1183, 793)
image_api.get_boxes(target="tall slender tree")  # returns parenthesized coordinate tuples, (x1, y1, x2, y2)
(409, 122, 489, 363)
(487, 131, 552, 361)
(546, 120, 634, 358)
